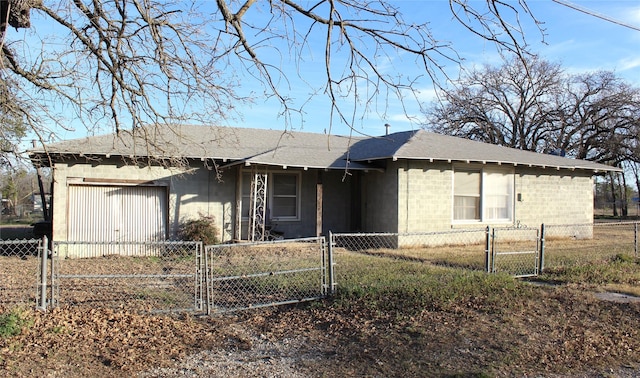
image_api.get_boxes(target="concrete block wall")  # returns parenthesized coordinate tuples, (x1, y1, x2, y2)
(361, 164, 398, 232)
(52, 158, 596, 243)
(397, 161, 453, 233)
(394, 161, 594, 234)
(171, 166, 233, 240)
(513, 168, 593, 226)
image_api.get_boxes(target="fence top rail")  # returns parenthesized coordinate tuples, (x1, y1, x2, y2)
(593, 221, 640, 227)
(206, 236, 324, 249)
(492, 226, 539, 231)
(332, 232, 397, 237)
(53, 240, 201, 246)
(543, 221, 639, 228)
(0, 238, 40, 244)
(332, 229, 488, 238)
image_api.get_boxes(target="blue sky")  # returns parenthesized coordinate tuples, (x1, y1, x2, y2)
(526, 1, 640, 80)
(24, 1, 640, 142)
(229, 0, 640, 137)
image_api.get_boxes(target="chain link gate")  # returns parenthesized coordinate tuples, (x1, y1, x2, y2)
(488, 226, 541, 278)
(0, 237, 47, 310)
(51, 240, 205, 313)
(204, 237, 329, 314)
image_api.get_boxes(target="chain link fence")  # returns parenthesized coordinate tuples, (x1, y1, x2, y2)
(330, 229, 489, 292)
(331, 222, 639, 284)
(2, 222, 639, 314)
(52, 240, 204, 313)
(204, 237, 328, 314)
(0, 238, 45, 310)
(543, 222, 639, 269)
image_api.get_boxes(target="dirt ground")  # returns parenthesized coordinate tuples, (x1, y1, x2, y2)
(2, 283, 640, 378)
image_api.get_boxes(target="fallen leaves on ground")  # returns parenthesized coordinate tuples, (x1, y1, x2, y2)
(1, 285, 640, 377)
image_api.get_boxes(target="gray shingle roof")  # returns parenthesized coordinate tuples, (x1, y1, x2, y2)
(29, 125, 620, 172)
(349, 130, 620, 172)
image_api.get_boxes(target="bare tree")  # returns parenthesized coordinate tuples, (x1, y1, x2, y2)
(0, 167, 42, 215)
(426, 55, 563, 151)
(0, 0, 544, 166)
(553, 71, 640, 166)
(0, 75, 27, 168)
(625, 126, 640, 216)
(426, 56, 640, 167)
(0, 0, 36, 32)
(629, 161, 640, 213)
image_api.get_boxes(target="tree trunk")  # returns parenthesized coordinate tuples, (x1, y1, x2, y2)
(630, 162, 640, 205)
(608, 171, 618, 217)
(1, 0, 34, 30)
(620, 172, 628, 217)
(635, 164, 640, 218)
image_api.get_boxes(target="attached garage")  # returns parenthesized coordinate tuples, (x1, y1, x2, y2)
(68, 184, 168, 243)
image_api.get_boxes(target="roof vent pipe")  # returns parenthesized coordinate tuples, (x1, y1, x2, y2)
(384, 123, 391, 135)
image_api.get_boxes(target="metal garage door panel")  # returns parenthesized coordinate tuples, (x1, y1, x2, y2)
(69, 185, 167, 243)
(117, 186, 168, 242)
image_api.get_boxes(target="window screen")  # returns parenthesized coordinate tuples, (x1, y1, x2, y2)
(271, 173, 298, 218)
(484, 171, 513, 220)
(454, 170, 481, 220)
(241, 171, 300, 220)
(453, 167, 513, 222)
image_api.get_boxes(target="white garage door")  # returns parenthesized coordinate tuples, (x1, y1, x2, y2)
(68, 185, 168, 242)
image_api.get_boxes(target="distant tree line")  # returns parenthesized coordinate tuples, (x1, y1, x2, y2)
(0, 168, 50, 219)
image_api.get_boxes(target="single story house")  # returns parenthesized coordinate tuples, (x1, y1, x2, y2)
(28, 125, 620, 250)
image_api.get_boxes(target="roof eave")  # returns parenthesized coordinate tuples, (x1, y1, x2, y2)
(351, 156, 621, 173)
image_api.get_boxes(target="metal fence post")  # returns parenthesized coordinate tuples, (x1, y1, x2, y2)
(491, 227, 497, 273)
(484, 226, 491, 273)
(50, 239, 57, 308)
(202, 242, 212, 316)
(38, 236, 48, 310)
(195, 242, 204, 313)
(327, 231, 335, 296)
(634, 222, 638, 258)
(539, 223, 545, 274)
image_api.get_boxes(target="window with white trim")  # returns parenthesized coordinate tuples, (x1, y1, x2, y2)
(453, 167, 514, 222)
(453, 169, 481, 221)
(241, 171, 301, 221)
(271, 173, 298, 218)
(483, 170, 513, 220)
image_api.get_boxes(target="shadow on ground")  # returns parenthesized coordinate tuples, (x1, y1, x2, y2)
(0, 225, 35, 240)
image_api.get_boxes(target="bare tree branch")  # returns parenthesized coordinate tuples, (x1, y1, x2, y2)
(0, 0, 542, 167)
(426, 56, 640, 167)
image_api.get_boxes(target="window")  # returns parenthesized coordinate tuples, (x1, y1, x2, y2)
(271, 173, 298, 218)
(241, 171, 300, 221)
(453, 170, 481, 221)
(483, 171, 512, 220)
(453, 167, 513, 222)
